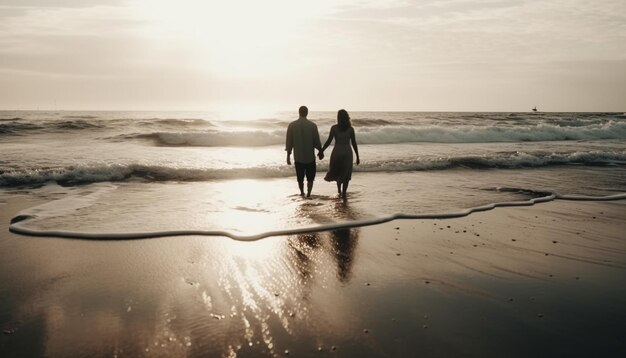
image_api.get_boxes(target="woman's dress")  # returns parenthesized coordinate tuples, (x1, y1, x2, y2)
(324, 127, 354, 183)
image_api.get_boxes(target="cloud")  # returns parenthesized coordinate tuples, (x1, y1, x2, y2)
(0, 0, 624, 110)
(317, 0, 626, 66)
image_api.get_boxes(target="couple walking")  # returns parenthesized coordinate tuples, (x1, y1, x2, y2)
(285, 106, 360, 199)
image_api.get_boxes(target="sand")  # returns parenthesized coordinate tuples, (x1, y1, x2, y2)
(1, 195, 625, 357)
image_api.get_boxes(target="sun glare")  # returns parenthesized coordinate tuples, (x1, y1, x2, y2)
(204, 179, 299, 236)
(131, 0, 335, 77)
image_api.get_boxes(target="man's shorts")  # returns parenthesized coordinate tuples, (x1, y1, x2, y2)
(295, 161, 316, 183)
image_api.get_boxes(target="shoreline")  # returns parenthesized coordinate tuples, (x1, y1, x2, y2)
(7, 189, 626, 241)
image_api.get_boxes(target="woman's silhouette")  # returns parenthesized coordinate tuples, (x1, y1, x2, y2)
(320, 109, 360, 199)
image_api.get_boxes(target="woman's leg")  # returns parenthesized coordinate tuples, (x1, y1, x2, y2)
(336, 182, 341, 195)
(341, 180, 349, 199)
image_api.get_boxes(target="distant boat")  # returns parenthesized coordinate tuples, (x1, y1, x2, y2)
(532, 106, 538, 112)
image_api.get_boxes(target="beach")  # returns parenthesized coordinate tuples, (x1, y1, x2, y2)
(3, 0, 625, 355)
(1, 190, 626, 357)
(1, 110, 626, 357)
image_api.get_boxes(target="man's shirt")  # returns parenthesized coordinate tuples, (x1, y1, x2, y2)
(285, 117, 322, 164)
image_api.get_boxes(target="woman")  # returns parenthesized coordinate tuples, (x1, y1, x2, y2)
(321, 109, 360, 199)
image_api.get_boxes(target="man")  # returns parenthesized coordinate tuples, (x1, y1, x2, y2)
(285, 105, 324, 197)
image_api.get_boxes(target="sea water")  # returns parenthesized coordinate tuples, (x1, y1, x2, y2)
(1, 110, 625, 236)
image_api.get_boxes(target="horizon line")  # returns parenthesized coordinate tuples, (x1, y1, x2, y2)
(1, 108, 624, 113)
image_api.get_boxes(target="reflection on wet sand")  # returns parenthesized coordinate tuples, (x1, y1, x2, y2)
(202, 198, 363, 356)
(330, 227, 359, 283)
(0, 197, 366, 357)
(288, 233, 320, 297)
(329, 200, 360, 283)
(291, 198, 361, 283)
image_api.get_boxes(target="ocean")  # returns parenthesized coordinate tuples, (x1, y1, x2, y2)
(2, 110, 626, 357)
(1, 110, 626, 237)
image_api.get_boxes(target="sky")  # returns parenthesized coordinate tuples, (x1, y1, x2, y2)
(0, 0, 625, 112)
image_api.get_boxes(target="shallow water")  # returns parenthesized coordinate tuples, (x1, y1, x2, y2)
(3, 165, 625, 239)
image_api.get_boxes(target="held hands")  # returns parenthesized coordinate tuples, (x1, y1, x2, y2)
(286, 154, 291, 165)
(318, 151, 324, 160)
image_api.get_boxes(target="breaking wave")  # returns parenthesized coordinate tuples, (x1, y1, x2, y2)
(131, 130, 284, 147)
(55, 120, 106, 130)
(2, 150, 624, 187)
(0, 119, 105, 135)
(128, 121, 626, 146)
(352, 121, 626, 144)
(0, 164, 292, 187)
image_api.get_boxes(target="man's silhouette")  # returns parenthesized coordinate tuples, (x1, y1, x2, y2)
(285, 106, 323, 197)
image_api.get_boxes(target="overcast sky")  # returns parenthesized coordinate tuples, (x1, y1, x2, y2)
(0, 0, 624, 111)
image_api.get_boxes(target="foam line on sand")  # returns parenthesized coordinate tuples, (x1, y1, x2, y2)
(8, 193, 626, 241)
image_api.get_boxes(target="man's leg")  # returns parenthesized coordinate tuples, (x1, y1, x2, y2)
(305, 162, 316, 198)
(295, 162, 305, 196)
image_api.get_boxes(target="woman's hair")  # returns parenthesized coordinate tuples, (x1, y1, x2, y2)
(337, 109, 351, 130)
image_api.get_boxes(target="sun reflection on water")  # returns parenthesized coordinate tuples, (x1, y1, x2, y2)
(200, 179, 301, 234)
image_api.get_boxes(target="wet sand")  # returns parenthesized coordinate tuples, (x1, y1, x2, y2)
(1, 195, 625, 357)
